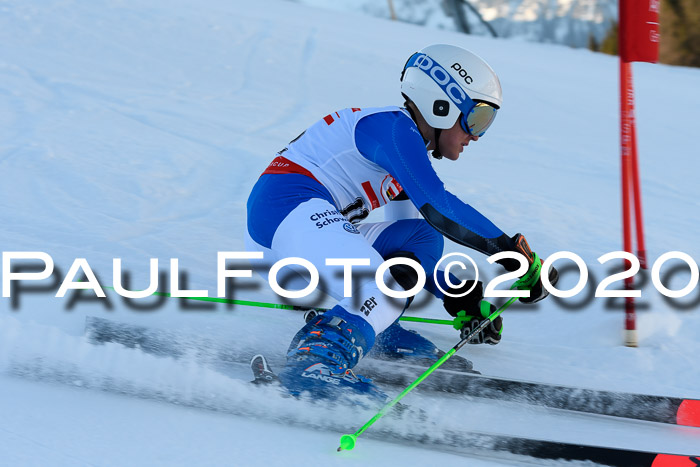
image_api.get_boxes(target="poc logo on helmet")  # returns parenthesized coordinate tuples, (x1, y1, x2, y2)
(451, 62, 474, 85)
(414, 53, 467, 105)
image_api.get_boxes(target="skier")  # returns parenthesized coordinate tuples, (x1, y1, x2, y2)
(245, 44, 558, 400)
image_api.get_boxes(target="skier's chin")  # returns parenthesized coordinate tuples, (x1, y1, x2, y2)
(444, 151, 460, 161)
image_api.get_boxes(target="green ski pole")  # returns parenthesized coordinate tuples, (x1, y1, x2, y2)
(99, 283, 328, 312)
(101, 284, 459, 327)
(337, 296, 518, 452)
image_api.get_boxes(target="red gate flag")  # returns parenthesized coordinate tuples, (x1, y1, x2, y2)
(619, 0, 660, 63)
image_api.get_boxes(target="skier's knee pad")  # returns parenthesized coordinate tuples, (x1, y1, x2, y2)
(384, 250, 422, 292)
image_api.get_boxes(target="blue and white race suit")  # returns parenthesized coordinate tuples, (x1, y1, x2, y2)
(246, 106, 515, 334)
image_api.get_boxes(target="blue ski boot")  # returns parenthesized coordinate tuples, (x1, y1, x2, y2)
(278, 306, 386, 402)
(370, 320, 475, 372)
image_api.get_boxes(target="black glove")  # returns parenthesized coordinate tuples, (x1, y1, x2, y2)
(443, 280, 503, 345)
(495, 233, 559, 304)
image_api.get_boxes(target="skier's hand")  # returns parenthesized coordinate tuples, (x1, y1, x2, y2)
(443, 281, 502, 345)
(455, 302, 502, 345)
(496, 234, 559, 304)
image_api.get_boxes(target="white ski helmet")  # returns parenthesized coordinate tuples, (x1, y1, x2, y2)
(400, 44, 502, 131)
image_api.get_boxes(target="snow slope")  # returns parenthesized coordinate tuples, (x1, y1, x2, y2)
(1, 0, 700, 465)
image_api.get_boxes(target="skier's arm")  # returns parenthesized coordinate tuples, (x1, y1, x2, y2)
(355, 111, 515, 256)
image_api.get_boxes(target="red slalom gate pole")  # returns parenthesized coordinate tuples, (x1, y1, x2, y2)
(620, 59, 638, 348)
(617, 0, 658, 348)
(630, 123, 648, 269)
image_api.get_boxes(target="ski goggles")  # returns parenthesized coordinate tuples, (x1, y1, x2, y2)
(459, 102, 497, 138)
(403, 52, 499, 137)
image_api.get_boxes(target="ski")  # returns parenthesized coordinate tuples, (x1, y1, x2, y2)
(357, 358, 700, 428)
(418, 432, 699, 467)
(246, 353, 699, 467)
(85, 316, 700, 428)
